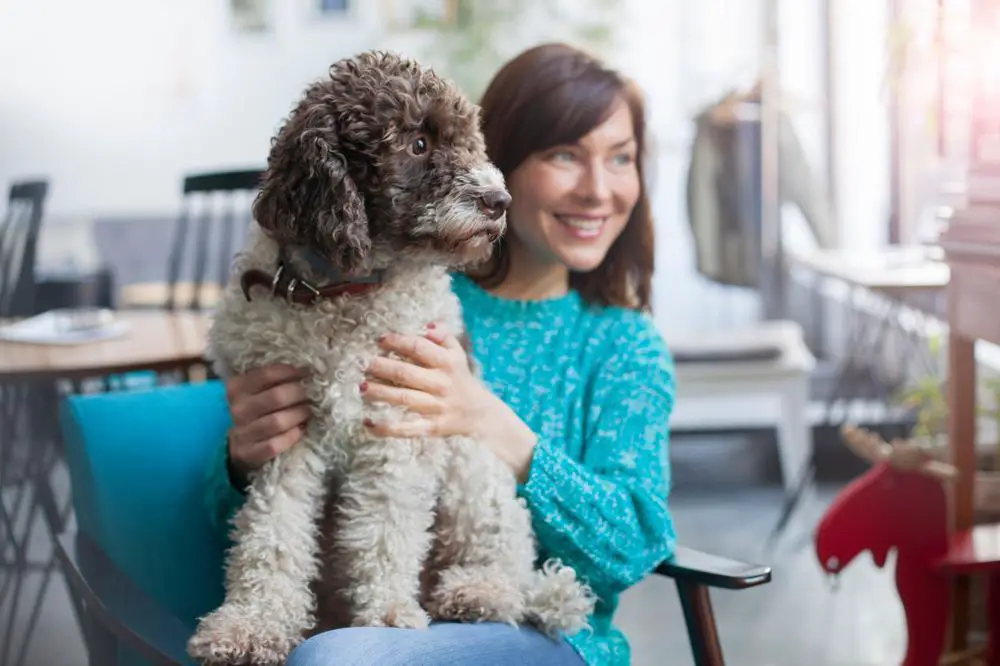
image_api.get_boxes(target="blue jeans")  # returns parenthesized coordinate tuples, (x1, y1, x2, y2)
(286, 622, 585, 666)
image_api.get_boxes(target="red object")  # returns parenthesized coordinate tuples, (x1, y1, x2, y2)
(815, 461, 1000, 665)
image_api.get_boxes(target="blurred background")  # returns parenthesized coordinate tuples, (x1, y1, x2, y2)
(3, 0, 998, 665)
(0, 0, 862, 330)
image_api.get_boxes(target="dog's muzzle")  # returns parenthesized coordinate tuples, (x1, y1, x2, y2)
(452, 221, 504, 245)
(476, 189, 511, 221)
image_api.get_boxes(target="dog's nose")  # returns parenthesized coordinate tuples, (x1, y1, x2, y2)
(478, 190, 511, 220)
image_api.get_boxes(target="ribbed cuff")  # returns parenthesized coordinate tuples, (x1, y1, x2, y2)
(519, 436, 568, 506)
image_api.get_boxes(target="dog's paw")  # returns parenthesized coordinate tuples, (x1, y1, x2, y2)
(524, 560, 596, 637)
(352, 598, 430, 630)
(426, 565, 525, 624)
(187, 604, 301, 666)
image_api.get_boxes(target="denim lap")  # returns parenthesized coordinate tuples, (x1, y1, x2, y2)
(286, 622, 584, 666)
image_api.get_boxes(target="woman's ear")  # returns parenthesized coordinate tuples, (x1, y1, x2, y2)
(253, 112, 370, 274)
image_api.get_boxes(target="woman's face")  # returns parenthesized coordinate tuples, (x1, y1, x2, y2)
(505, 99, 641, 274)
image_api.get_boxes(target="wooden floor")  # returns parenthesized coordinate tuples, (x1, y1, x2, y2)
(4, 433, 908, 666)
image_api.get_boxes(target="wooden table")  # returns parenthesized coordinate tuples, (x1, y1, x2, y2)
(0, 310, 211, 381)
(789, 245, 949, 297)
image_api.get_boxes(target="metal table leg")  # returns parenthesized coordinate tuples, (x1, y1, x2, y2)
(0, 379, 73, 666)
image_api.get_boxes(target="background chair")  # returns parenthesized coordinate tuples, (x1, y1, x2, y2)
(1, 179, 48, 318)
(2, 176, 117, 317)
(118, 169, 263, 312)
(54, 382, 771, 666)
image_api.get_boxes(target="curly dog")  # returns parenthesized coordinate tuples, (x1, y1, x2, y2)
(186, 50, 595, 666)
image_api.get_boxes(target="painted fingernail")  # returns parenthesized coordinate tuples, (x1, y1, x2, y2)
(299, 423, 307, 431)
(427, 322, 436, 330)
(363, 418, 374, 428)
(359, 382, 368, 393)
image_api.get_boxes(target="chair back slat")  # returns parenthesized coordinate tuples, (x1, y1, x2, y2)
(217, 198, 238, 290)
(164, 169, 262, 311)
(190, 204, 215, 311)
(164, 202, 191, 311)
(0, 180, 48, 317)
(183, 169, 262, 195)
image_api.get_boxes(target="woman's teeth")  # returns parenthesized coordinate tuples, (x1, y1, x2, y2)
(557, 216, 606, 238)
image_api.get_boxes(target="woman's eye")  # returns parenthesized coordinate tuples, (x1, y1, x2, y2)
(550, 150, 574, 162)
(612, 153, 635, 166)
(411, 136, 429, 156)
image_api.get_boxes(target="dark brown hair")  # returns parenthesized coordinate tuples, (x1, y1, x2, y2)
(468, 42, 655, 312)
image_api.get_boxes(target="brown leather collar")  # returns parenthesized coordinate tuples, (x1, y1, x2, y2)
(240, 259, 384, 306)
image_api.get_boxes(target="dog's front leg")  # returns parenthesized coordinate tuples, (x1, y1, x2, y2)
(425, 438, 531, 625)
(430, 440, 595, 636)
(187, 442, 328, 666)
(334, 440, 439, 629)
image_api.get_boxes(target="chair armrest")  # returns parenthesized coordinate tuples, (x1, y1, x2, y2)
(654, 545, 771, 589)
(654, 547, 770, 666)
(54, 531, 194, 666)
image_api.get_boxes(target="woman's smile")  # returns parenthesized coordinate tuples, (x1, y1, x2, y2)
(552, 213, 610, 240)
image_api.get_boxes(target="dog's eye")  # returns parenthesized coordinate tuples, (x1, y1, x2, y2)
(410, 136, 429, 156)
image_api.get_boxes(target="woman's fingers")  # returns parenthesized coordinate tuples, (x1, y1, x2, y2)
(232, 402, 312, 449)
(227, 399, 311, 481)
(228, 363, 308, 399)
(423, 326, 464, 352)
(366, 356, 449, 395)
(364, 415, 435, 439)
(243, 424, 306, 465)
(377, 331, 452, 369)
(361, 380, 443, 415)
(225, 364, 313, 478)
(230, 380, 310, 428)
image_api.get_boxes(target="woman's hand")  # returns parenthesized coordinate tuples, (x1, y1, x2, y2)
(362, 326, 538, 482)
(225, 364, 313, 486)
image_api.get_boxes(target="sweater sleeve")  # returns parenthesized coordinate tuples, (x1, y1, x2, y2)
(203, 438, 247, 541)
(518, 316, 677, 599)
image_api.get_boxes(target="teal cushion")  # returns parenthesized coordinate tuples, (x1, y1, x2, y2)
(60, 380, 233, 629)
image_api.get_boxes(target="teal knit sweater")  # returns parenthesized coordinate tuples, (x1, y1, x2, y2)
(206, 273, 678, 665)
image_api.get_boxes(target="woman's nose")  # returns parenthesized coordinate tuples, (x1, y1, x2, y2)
(576, 164, 611, 203)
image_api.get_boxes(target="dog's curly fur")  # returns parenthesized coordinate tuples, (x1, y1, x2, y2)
(186, 51, 595, 666)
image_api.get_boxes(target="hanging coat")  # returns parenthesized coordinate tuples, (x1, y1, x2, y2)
(685, 93, 835, 288)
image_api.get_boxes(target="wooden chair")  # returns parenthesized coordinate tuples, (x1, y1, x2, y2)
(119, 169, 263, 312)
(0, 179, 48, 317)
(53, 382, 771, 666)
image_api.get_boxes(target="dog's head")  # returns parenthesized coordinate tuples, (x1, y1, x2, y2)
(252, 50, 509, 274)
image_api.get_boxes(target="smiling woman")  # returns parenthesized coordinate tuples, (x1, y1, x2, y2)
(469, 42, 654, 309)
(502, 104, 639, 271)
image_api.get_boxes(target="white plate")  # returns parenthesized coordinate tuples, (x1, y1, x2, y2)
(0, 309, 130, 346)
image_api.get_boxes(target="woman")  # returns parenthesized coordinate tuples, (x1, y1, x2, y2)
(211, 42, 677, 666)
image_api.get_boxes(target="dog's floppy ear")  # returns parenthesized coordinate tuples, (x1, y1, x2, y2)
(253, 107, 370, 274)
